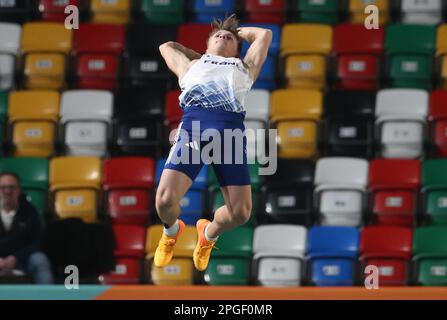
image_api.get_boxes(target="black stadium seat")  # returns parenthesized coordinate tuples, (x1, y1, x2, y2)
(260, 159, 315, 226)
(113, 87, 165, 157)
(322, 90, 376, 158)
(0, 0, 31, 24)
(124, 24, 178, 90)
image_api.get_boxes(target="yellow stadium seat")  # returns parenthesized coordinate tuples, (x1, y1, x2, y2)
(8, 91, 59, 157)
(146, 225, 196, 285)
(21, 22, 72, 90)
(285, 55, 326, 89)
(271, 89, 323, 159)
(50, 156, 101, 223)
(91, 0, 130, 25)
(437, 25, 447, 89)
(281, 24, 332, 90)
(349, 0, 389, 25)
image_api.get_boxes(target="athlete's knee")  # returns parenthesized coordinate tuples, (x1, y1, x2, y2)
(156, 188, 178, 212)
(231, 201, 252, 225)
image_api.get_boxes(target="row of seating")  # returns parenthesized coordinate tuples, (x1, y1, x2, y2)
(1, 22, 447, 92)
(98, 224, 447, 287)
(3, 88, 447, 160)
(2, 0, 447, 26)
(6, 155, 447, 229)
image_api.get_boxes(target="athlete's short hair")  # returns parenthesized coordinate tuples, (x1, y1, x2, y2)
(208, 14, 242, 55)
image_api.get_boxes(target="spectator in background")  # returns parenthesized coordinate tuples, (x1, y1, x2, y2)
(0, 172, 54, 284)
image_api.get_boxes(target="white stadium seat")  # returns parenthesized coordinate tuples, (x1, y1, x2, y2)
(0, 23, 21, 90)
(401, 0, 443, 25)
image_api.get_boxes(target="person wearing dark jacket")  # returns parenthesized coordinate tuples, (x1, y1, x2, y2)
(0, 172, 54, 284)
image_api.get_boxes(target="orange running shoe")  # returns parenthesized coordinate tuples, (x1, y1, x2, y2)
(193, 219, 216, 271)
(153, 219, 185, 267)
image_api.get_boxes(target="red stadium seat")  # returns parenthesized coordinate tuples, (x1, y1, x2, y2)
(177, 23, 212, 54)
(333, 24, 384, 90)
(73, 24, 125, 90)
(99, 225, 146, 284)
(369, 159, 420, 227)
(360, 226, 413, 286)
(245, 0, 286, 24)
(38, 0, 88, 22)
(103, 157, 155, 225)
(165, 90, 183, 132)
(429, 90, 447, 157)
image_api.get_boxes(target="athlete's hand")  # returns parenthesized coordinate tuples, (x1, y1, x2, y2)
(237, 27, 253, 43)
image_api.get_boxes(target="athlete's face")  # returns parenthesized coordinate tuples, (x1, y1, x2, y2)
(207, 30, 239, 58)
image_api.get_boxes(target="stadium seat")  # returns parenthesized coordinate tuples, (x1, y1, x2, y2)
(295, 0, 339, 25)
(139, 0, 184, 25)
(385, 24, 436, 90)
(0, 92, 8, 153)
(73, 24, 125, 90)
(348, 0, 389, 25)
(177, 23, 213, 54)
(193, 0, 235, 23)
(0, 157, 49, 217)
(208, 162, 261, 227)
(375, 89, 428, 159)
(245, 0, 286, 24)
(333, 24, 385, 91)
(360, 226, 413, 286)
(165, 90, 183, 133)
(429, 90, 447, 156)
(21, 22, 72, 90)
(205, 226, 253, 285)
(0, 0, 31, 23)
(38, 0, 89, 22)
(413, 226, 447, 286)
(368, 159, 420, 227)
(281, 24, 332, 90)
(260, 159, 314, 225)
(400, 0, 443, 25)
(99, 225, 146, 284)
(244, 89, 270, 162)
(60, 90, 113, 157)
(322, 90, 376, 158)
(0, 23, 20, 90)
(90, 0, 130, 25)
(114, 87, 165, 157)
(307, 226, 359, 286)
(253, 225, 307, 287)
(146, 225, 196, 285)
(421, 159, 447, 226)
(103, 157, 155, 226)
(49, 156, 101, 223)
(270, 89, 323, 159)
(8, 90, 59, 157)
(314, 157, 369, 227)
(125, 24, 177, 90)
(155, 158, 207, 226)
(241, 23, 280, 90)
(437, 24, 447, 89)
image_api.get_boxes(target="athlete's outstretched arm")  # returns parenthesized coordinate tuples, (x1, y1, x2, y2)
(237, 27, 273, 81)
(159, 41, 202, 79)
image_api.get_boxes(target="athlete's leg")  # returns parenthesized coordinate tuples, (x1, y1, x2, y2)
(206, 185, 252, 238)
(155, 169, 193, 227)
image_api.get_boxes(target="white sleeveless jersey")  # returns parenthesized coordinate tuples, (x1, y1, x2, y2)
(179, 54, 254, 114)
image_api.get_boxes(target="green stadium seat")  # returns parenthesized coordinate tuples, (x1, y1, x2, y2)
(0, 157, 49, 217)
(385, 24, 436, 90)
(413, 226, 447, 286)
(422, 160, 447, 226)
(205, 226, 253, 286)
(295, 0, 339, 25)
(140, 0, 184, 25)
(208, 163, 261, 226)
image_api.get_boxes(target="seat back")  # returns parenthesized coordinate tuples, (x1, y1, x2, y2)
(8, 90, 59, 122)
(422, 159, 447, 190)
(140, 0, 184, 24)
(253, 225, 307, 256)
(376, 89, 429, 119)
(61, 90, 113, 122)
(177, 23, 212, 54)
(401, 0, 443, 25)
(50, 156, 101, 189)
(369, 159, 421, 191)
(360, 226, 413, 259)
(103, 157, 155, 189)
(90, 0, 131, 24)
(315, 157, 369, 189)
(270, 89, 323, 122)
(348, 0, 389, 24)
(21, 22, 72, 54)
(74, 24, 125, 55)
(0, 22, 21, 55)
(281, 23, 333, 56)
(414, 226, 447, 257)
(307, 226, 359, 258)
(385, 24, 436, 55)
(113, 225, 146, 257)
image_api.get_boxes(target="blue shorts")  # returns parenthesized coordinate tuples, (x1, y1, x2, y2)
(164, 106, 250, 186)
